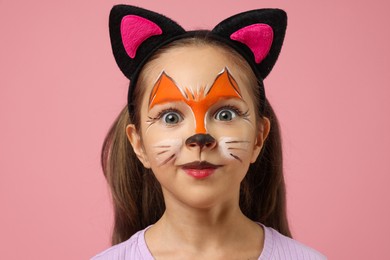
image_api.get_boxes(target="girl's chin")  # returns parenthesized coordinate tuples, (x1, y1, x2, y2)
(164, 185, 239, 210)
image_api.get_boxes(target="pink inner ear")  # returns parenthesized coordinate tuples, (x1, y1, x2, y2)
(120, 15, 162, 59)
(230, 23, 273, 64)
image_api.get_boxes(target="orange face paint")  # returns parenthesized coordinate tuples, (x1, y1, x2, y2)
(149, 68, 242, 133)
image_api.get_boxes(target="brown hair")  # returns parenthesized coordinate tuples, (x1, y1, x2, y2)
(101, 35, 291, 245)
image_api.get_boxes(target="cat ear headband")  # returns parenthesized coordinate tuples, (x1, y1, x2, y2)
(109, 5, 287, 114)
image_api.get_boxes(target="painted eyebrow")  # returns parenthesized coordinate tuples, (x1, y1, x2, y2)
(148, 71, 186, 109)
(148, 67, 242, 109)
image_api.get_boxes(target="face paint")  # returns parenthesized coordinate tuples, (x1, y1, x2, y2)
(148, 68, 243, 133)
(218, 137, 251, 163)
(152, 139, 182, 166)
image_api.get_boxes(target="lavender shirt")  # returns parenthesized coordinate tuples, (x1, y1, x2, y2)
(92, 224, 326, 259)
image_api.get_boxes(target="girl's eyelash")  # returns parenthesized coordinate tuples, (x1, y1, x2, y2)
(216, 105, 249, 117)
(147, 107, 183, 122)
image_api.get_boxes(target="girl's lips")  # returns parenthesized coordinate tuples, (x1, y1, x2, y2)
(181, 161, 222, 179)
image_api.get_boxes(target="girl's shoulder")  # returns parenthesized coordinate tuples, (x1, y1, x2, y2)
(260, 224, 327, 260)
(91, 226, 154, 260)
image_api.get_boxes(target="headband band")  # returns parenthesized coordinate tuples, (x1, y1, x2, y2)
(109, 5, 287, 114)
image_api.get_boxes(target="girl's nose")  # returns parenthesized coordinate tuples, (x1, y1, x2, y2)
(185, 134, 217, 150)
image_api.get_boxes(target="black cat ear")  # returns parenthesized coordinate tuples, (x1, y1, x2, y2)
(212, 9, 287, 79)
(109, 5, 186, 81)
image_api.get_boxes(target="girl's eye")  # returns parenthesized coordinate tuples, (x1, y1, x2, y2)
(162, 111, 183, 124)
(215, 109, 237, 121)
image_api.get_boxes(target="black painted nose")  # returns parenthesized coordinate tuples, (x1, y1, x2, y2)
(185, 134, 216, 150)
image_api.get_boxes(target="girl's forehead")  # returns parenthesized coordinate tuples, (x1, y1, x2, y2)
(145, 45, 249, 90)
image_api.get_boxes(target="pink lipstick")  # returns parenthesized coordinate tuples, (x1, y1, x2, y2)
(181, 161, 221, 179)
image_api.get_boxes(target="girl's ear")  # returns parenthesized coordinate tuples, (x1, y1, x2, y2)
(212, 9, 287, 79)
(109, 5, 185, 81)
(126, 124, 151, 168)
(251, 117, 271, 163)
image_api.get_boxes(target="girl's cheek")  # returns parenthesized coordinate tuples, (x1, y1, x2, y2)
(142, 128, 180, 165)
(143, 128, 183, 148)
(209, 120, 257, 161)
(207, 117, 256, 138)
(145, 138, 183, 167)
(141, 122, 193, 166)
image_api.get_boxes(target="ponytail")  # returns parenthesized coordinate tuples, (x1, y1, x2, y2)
(240, 99, 291, 237)
(101, 106, 165, 245)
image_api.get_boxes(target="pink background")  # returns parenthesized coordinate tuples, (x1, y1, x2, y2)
(1, 0, 389, 259)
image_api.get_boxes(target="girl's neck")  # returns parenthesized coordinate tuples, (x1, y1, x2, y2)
(162, 197, 243, 242)
(144, 192, 264, 258)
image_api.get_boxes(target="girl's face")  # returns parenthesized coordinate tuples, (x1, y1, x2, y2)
(127, 44, 270, 209)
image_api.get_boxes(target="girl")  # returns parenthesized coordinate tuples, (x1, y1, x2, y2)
(93, 5, 326, 260)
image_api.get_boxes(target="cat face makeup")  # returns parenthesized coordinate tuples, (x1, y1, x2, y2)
(127, 45, 269, 207)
